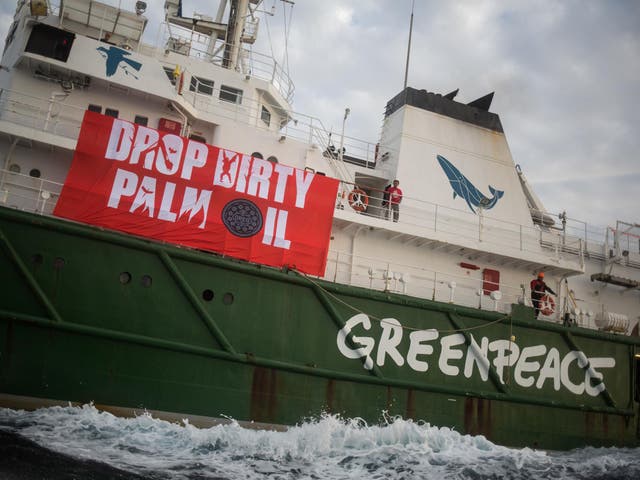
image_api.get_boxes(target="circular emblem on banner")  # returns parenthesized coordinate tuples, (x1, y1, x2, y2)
(221, 199, 263, 237)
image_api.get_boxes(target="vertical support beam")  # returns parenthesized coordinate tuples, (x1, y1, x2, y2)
(0, 228, 62, 323)
(310, 283, 383, 378)
(561, 330, 617, 408)
(158, 250, 236, 354)
(448, 312, 508, 393)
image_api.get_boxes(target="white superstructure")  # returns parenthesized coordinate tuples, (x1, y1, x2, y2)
(0, 0, 638, 334)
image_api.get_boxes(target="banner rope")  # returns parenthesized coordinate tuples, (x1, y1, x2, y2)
(293, 269, 510, 334)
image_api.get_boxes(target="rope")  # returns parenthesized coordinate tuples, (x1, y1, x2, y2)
(293, 269, 511, 334)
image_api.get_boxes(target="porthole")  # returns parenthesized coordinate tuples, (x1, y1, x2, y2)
(202, 289, 214, 301)
(53, 257, 65, 269)
(141, 275, 152, 288)
(267, 156, 278, 163)
(223, 292, 234, 305)
(8, 164, 20, 173)
(29, 168, 41, 178)
(251, 152, 263, 159)
(119, 272, 132, 284)
(32, 253, 43, 265)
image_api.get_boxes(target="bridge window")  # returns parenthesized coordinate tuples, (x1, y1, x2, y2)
(190, 76, 214, 96)
(105, 108, 119, 118)
(219, 85, 243, 104)
(88, 104, 102, 113)
(25, 24, 75, 62)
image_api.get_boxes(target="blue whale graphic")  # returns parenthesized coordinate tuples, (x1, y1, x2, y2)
(97, 46, 142, 78)
(436, 155, 504, 213)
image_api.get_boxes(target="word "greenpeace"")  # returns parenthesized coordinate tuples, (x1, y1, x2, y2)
(336, 314, 615, 397)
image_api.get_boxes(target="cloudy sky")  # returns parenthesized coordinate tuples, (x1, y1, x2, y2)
(1, 0, 638, 229)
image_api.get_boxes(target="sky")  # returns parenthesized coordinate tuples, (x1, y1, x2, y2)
(1, 0, 638, 230)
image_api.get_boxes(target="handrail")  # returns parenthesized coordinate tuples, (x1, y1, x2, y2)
(0, 87, 630, 265)
(336, 181, 585, 265)
(155, 21, 295, 102)
(0, 166, 628, 334)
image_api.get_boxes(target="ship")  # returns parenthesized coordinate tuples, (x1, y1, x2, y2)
(0, 0, 638, 451)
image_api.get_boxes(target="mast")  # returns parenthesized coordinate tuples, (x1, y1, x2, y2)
(403, 0, 415, 90)
(222, 0, 250, 70)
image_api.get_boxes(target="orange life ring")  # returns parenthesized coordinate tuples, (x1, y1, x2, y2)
(348, 188, 368, 212)
(539, 294, 555, 316)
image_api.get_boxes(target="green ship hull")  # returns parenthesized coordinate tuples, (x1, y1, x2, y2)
(1, 205, 639, 450)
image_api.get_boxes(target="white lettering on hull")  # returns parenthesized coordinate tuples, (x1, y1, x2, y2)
(336, 314, 615, 397)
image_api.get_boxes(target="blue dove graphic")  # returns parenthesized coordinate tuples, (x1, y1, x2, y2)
(96, 45, 142, 78)
(436, 155, 504, 214)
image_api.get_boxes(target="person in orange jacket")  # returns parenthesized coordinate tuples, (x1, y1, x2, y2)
(530, 272, 556, 318)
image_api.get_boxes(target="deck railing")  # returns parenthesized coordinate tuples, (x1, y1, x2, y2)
(0, 167, 629, 333)
(335, 182, 586, 269)
(0, 89, 85, 141)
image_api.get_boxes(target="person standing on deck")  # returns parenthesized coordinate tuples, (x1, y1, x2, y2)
(386, 180, 403, 222)
(530, 272, 556, 318)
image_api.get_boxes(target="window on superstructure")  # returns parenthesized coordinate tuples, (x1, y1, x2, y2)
(134, 115, 148, 126)
(88, 104, 102, 113)
(25, 24, 75, 62)
(219, 85, 243, 104)
(261, 106, 271, 126)
(163, 66, 176, 85)
(189, 76, 214, 96)
(105, 108, 119, 118)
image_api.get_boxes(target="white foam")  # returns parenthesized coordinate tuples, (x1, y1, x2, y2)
(1, 405, 638, 479)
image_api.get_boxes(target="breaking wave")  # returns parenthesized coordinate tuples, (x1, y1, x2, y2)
(1, 404, 639, 479)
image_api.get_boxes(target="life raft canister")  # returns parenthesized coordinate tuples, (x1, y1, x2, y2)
(348, 188, 368, 212)
(539, 294, 555, 316)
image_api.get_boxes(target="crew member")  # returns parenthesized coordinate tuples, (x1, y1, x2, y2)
(530, 272, 556, 318)
(386, 179, 403, 222)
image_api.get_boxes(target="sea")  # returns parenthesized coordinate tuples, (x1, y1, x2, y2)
(0, 405, 639, 480)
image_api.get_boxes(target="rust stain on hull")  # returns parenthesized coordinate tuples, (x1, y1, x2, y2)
(250, 367, 278, 423)
(464, 397, 492, 438)
(325, 379, 335, 413)
(406, 388, 415, 419)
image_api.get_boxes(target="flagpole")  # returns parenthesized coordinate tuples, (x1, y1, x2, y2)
(403, 0, 415, 90)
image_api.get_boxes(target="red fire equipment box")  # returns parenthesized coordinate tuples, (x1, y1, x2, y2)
(157, 118, 182, 135)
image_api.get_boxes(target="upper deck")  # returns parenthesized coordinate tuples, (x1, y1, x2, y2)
(0, 1, 638, 335)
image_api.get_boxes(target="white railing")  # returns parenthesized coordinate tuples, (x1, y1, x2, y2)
(46, 0, 294, 102)
(0, 168, 63, 215)
(0, 87, 626, 275)
(322, 247, 633, 333)
(0, 167, 625, 333)
(148, 22, 295, 102)
(336, 182, 585, 268)
(0, 89, 85, 140)
(325, 248, 526, 314)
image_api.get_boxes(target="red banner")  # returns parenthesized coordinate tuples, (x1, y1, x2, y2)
(54, 111, 339, 275)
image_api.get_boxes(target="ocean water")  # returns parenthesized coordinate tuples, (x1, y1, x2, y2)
(1, 405, 639, 479)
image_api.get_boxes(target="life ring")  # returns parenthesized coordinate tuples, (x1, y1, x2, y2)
(348, 188, 368, 212)
(539, 294, 555, 316)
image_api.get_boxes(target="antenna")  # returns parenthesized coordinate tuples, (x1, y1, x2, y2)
(403, 0, 415, 90)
